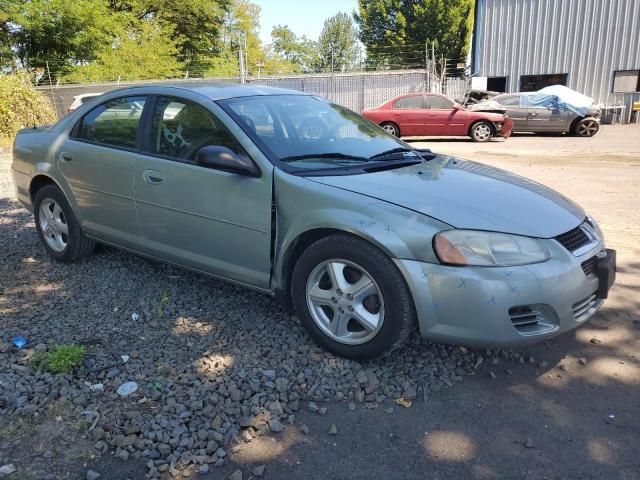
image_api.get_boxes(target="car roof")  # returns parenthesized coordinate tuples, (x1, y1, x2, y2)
(98, 82, 310, 101)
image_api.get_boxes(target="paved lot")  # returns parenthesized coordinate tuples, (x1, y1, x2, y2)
(1, 125, 639, 480)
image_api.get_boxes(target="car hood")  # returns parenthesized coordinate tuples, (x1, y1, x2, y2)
(308, 155, 585, 238)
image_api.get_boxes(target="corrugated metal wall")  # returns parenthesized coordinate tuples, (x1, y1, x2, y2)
(474, 0, 640, 122)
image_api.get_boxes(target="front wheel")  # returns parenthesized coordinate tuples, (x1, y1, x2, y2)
(291, 234, 415, 359)
(573, 117, 600, 137)
(470, 121, 494, 142)
(34, 185, 95, 263)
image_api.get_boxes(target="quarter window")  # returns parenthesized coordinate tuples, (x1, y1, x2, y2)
(393, 95, 424, 109)
(149, 97, 242, 162)
(74, 96, 146, 149)
(427, 95, 454, 109)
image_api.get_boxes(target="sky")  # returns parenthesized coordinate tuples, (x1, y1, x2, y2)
(253, 0, 359, 43)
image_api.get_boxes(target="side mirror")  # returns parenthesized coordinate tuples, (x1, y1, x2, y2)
(195, 146, 260, 177)
(452, 104, 463, 111)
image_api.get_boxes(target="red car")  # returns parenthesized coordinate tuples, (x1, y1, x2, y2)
(362, 93, 513, 142)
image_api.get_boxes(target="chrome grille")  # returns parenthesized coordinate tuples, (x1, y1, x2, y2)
(572, 294, 598, 321)
(555, 226, 591, 252)
(581, 256, 598, 276)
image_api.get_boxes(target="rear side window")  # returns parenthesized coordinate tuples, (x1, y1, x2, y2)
(74, 96, 146, 149)
(393, 95, 424, 109)
(148, 97, 242, 162)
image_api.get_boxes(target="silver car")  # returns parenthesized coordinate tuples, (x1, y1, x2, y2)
(11, 84, 616, 359)
(482, 93, 601, 136)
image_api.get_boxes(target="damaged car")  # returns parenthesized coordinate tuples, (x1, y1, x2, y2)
(468, 85, 601, 137)
(362, 93, 513, 142)
(12, 84, 615, 360)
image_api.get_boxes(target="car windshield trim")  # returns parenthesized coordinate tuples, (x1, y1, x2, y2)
(280, 152, 370, 163)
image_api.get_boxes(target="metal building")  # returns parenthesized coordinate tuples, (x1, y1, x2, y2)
(471, 0, 640, 123)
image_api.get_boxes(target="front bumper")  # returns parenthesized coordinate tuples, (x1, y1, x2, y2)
(395, 239, 612, 347)
(495, 118, 514, 138)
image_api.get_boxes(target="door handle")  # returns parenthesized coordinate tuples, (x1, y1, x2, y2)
(143, 170, 165, 185)
(60, 152, 73, 162)
(529, 112, 537, 117)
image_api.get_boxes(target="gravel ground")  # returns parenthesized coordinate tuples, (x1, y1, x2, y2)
(1, 125, 639, 479)
(1, 149, 488, 478)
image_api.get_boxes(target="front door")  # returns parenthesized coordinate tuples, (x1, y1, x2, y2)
(134, 96, 272, 288)
(57, 95, 146, 247)
(424, 95, 467, 135)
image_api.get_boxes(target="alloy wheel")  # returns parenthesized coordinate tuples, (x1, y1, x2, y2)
(577, 119, 599, 137)
(382, 124, 398, 136)
(474, 123, 492, 141)
(38, 198, 68, 252)
(305, 259, 385, 345)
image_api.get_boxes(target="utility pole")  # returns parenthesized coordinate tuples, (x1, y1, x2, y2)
(425, 42, 429, 88)
(239, 48, 246, 83)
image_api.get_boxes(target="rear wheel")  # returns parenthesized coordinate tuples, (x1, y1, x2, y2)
(291, 234, 414, 359)
(380, 122, 400, 137)
(470, 121, 494, 142)
(34, 185, 95, 263)
(573, 117, 600, 137)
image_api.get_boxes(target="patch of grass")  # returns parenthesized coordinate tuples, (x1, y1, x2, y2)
(30, 344, 86, 373)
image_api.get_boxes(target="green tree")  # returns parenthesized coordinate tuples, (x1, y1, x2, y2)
(270, 25, 318, 73)
(354, 0, 474, 71)
(4, 0, 124, 77)
(104, 0, 230, 74)
(317, 12, 360, 73)
(61, 21, 184, 82)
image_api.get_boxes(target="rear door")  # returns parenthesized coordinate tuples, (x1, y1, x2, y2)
(58, 95, 146, 248)
(424, 95, 466, 135)
(134, 95, 272, 288)
(390, 95, 427, 135)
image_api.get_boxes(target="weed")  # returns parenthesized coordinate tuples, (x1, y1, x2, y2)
(29, 344, 86, 373)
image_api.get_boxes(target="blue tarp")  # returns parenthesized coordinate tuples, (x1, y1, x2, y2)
(520, 85, 595, 116)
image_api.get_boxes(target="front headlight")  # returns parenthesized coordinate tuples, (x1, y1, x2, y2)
(434, 230, 550, 266)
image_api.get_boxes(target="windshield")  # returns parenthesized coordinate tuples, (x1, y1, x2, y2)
(222, 95, 415, 171)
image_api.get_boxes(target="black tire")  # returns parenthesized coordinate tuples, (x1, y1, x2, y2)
(380, 121, 400, 137)
(291, 233, 415, 359)
(469, 121, 494, 142)
(33, 184, 95, 263)
(572, 117, 600, 137)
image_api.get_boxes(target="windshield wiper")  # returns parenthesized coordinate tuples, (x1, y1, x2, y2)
(370, 147, 437, 161)
(281, 153, 369, 163)
(369, 147, 416, 160)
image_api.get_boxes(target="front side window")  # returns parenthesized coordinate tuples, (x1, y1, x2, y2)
(148, 97, 241, 162)
(496, 95, 521, 106)
(427, 95, 454, 109)
(75, 96, 146, 149)
(393, 95, 424, 109)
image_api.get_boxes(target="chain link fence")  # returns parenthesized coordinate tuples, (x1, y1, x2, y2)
(37, 71, 470, 119)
